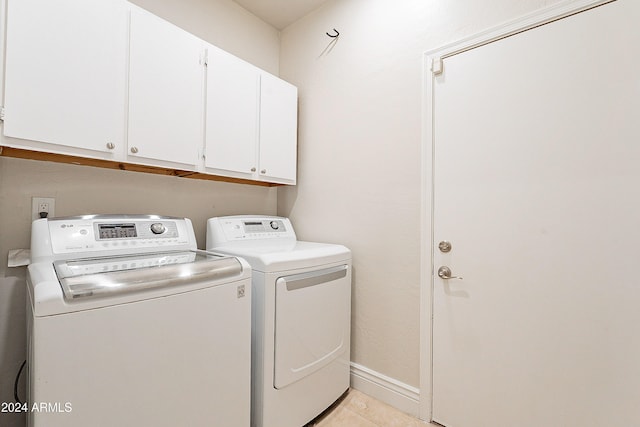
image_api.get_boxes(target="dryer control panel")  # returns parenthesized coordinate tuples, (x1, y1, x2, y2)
(207, 216, 297, 245)
(241, 219, 287, 234)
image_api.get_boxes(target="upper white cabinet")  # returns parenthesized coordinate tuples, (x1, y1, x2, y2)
(127, 6, 204, 168)
(3, 0, 128, 158)
(205, 47, 298, 184)
(258, 73, 298, 184)
(2, 0, 297, 185)
(205, 46, 260, 178)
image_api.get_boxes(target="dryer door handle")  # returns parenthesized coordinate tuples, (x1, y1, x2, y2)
(281, 265, 348, 291)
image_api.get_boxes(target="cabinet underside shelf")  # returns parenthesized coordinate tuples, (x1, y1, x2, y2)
(0, 146, 279, 187)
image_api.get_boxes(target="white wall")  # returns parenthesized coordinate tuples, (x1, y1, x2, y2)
(278, 0, 563, 412)
(129, 0, 280, 74)
(0, 1, 279, 426)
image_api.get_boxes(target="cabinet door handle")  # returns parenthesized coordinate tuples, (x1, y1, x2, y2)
(130, 147, 139, 154)
(251, 167, 256, 172)
(106, 142, 115, 150)
(261, 169, 267, 174)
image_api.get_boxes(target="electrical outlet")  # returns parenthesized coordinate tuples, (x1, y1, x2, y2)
(32, 197, 56, 221)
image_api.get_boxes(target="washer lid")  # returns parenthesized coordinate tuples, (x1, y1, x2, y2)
(54, 251, 242, 300)
(209, 241, 351, 272)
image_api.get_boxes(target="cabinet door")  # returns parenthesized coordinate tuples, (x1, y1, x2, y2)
(128, 6, 204, 167)
(204, 46, 259, 177)
(3, 0, 128, 156)
(258, 73, 298, 184)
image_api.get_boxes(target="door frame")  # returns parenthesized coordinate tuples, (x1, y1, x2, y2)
(418, 0, 614, 421)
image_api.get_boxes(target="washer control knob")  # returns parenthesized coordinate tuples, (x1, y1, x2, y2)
(270, 221, 279, 230)
(150, 223, 166, 235)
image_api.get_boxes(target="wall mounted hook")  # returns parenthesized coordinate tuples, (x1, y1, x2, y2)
(326, 28, 339, 38)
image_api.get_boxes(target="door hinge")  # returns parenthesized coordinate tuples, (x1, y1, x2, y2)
(0, 106, 5, 121)
(431, 57, 443, 75)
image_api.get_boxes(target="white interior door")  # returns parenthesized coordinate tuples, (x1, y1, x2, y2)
(431, 2, 640, 426)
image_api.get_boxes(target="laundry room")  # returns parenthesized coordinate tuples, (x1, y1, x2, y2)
(2, 0, 639, 426)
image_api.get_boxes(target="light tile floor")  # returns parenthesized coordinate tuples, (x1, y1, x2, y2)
(306, 389, 438, 427)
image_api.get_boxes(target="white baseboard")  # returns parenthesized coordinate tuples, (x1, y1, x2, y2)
(349, 362, 421, 418)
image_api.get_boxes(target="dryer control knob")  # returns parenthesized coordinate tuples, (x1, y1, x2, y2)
(270, 221, 279, 230)
(150, 223, 166, 234)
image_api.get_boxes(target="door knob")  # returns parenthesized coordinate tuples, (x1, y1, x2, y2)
(437, 266, 462, 280)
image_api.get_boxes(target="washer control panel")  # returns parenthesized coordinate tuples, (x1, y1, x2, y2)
(95, 221, 177, 240)
(46, 216, 191, 255)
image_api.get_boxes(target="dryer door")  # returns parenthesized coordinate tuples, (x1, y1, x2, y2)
(273, 264, 350, 389)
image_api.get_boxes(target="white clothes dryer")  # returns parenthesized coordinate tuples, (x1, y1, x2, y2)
(27, 215, 251, 427)
(206, 215, 351, 427)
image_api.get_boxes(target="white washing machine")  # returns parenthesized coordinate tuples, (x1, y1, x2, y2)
(206, 215, 351, 427)
(27, 215, 251, 427)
